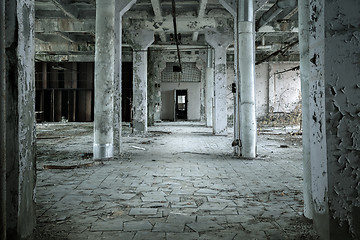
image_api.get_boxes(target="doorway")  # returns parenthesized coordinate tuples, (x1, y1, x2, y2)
(175, 90, 187, 120)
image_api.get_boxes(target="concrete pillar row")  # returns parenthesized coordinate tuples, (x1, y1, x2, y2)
(237, 0, 257, 158)
(205, 47, 214, 127)
(93, 0, 116, 159)
(205, 31, 232, 135)
(129, 30, 154, 132)
(113, 0, 136, 155)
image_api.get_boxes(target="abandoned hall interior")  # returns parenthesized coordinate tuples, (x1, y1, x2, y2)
(1, 0, 360, 239)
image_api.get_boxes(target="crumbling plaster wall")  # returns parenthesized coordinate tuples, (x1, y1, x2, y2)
(5, 0, 36, 239)
(226, 61, 301, 123)
(308, 0, 360, 239)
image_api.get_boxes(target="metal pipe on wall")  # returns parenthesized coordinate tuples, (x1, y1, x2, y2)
(0, 0, 7, 238)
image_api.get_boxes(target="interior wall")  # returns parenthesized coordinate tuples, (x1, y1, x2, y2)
(226, 61, 301, 122)
(268, 62, 301, 114)
(160, 82, 201, 121)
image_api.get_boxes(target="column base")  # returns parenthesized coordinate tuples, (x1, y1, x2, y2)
(93, 143, 113, 159)
(133, 121, 147, 133)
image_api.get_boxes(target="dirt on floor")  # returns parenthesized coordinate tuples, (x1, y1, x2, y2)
(34, 121, 318, 240)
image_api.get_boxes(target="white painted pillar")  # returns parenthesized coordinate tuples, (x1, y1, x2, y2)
(94, 0, 116, 159)
(205, 47, 214, 127)
(205, 31, 232, 135)
(113, 0, 136, 155)
(130, 30, 154, 132)
(298, 0, 313, 220)
(238, 0, 257, 158)
(219, 0, 241, 154)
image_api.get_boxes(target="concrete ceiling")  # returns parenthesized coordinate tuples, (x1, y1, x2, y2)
(35, 0, 299, 62)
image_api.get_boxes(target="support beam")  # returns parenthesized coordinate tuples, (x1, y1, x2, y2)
(129, 29, 154, 132)
(35, 19, 95, 33)
(205, 31, 232, 135)
(55, 31, 77, 43)
(298, 0, 313, 220)
(93, 0, 115, 159)
(256, 0, 297, 31)
(220, 0, 240, 154)
(0, 0, 6, 238)
(113, 0, 136, 155)
(192, 0, 208, 42)
(4, 1, 36, 239)
(144, 17, 216, 33)
(150, 0, 166, 42)
(50, 0, 79, 19)
(308, 1, 360, 239)
(205, 47, 214, 127)
(237, 0, 257, 158)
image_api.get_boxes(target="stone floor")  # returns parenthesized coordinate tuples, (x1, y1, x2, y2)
(34, 121, 318, 240)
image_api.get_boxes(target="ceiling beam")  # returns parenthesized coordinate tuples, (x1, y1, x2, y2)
(192, 0, 208, 42)
(36, 19, 95, 33)
(151, 0, 166, 42)
(144, 17, 216, 33)
(54, 31, 77, 43)
(50, 0, 79, 19)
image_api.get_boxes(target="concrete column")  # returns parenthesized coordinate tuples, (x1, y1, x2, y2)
(308, 1, 360, 239)
(220, 0, 241, 154)
(298, 0, 313, 220)
(113, 0, 136, 155)
(196, 60, 206, 122)
(4, 0, 36, 239)
(205, 48, 214, 127)
(130, 30, 154, 132)
(93, 0, 116, 159)
(205, 31, 232, 135)
(237, 0, 257, 158)
(148, 51, 165, 126)
(0, 0, 6, 238)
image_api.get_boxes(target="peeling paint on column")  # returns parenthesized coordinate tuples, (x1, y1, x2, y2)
(148, 51, 165, 125)
(309, 0, 360, 238)
(128, 29, 154, 133)
(205, 31, 232, 135)
(93, 0, 115, 159)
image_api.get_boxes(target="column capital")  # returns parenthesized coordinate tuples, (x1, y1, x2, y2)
(117, 0, 137, 16)
(219, 0, 236, 17)
(128, 29, 154, 50)
(205, 30, 233, 50)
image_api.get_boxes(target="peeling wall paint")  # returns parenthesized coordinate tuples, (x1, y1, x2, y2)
(309, 0, 360, 238)
(227, 62, 301, 125)
(323, 1, 360, 238)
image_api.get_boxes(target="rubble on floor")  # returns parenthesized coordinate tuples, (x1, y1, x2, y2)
(34, 122, 319, 240)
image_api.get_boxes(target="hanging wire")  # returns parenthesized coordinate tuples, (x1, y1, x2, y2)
(171, 0, 182, 73)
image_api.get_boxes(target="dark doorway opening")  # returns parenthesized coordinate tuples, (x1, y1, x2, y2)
(175, 90, 187, 120)
(122, 62, 133, 122)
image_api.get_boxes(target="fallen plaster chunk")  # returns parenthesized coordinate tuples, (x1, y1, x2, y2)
(131, 145, 146, 151)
